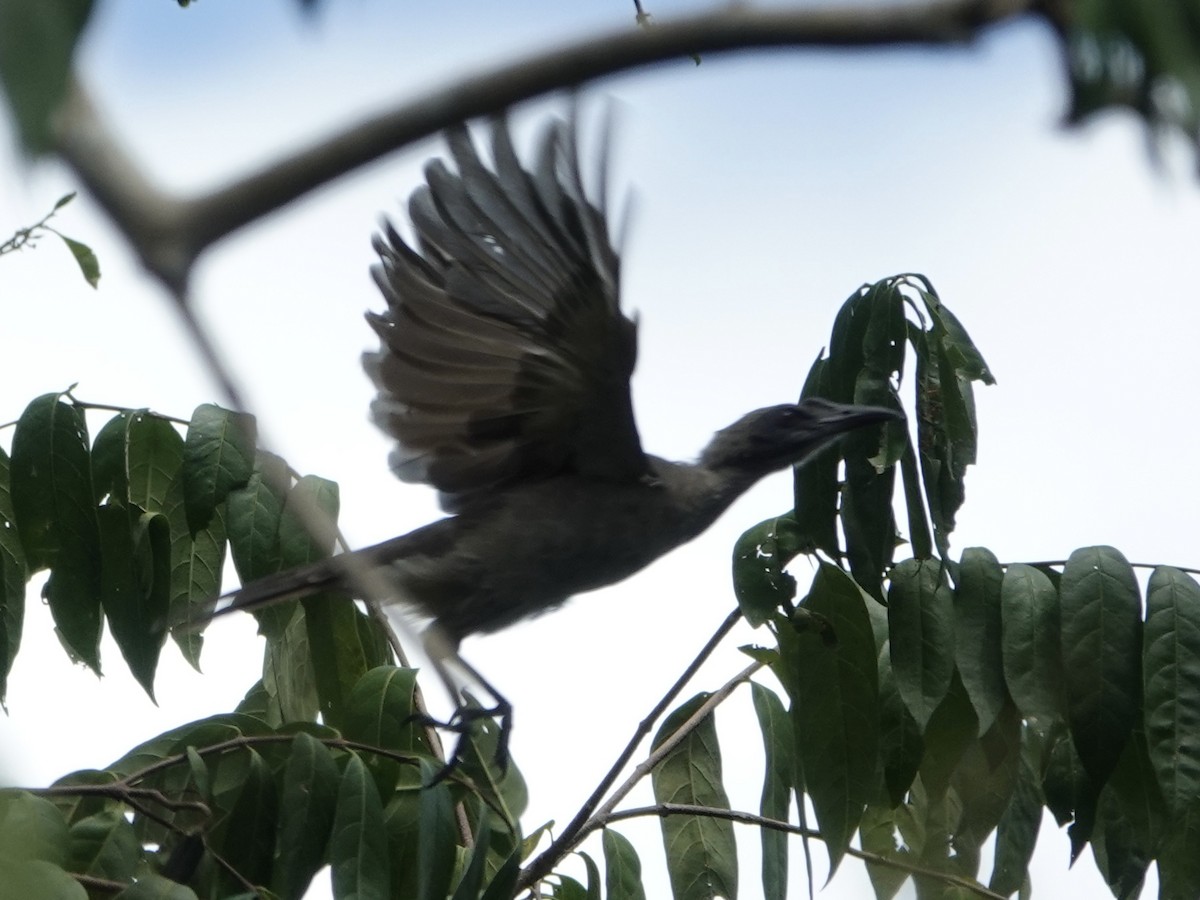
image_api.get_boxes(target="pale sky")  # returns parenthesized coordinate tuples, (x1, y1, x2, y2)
(2, 2, 1199, 898)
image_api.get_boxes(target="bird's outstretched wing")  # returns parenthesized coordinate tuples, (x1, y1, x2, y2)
(365, 114, 647, 510)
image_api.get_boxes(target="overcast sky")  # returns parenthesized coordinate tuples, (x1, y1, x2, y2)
(3, 1, 1199, 898)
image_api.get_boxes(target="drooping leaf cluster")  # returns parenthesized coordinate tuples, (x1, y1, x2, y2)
(725, 276, 1200, 899)
(0, 393, 543, 898)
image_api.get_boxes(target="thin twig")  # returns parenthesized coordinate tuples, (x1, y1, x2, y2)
(518, 649, 759, 891)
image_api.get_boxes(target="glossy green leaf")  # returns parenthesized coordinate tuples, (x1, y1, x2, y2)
(651, 693, 737, 900)
(0, 0, 94, 153)
(10, 394, 101, 670)
(732, 514, 801, 627)
(953, 547, 1006, 733)
(182, 404, 255, 535)
(887, 558, 954, 731)
(602, 829, 647, 900)
(272, 732, 339, 900)
(750, 682, 791, 900)
(1143, 566, 1200, 823)
(1000, 564, 1063, 724)
(330, 755, 389, 900)
(778, 562, 877, 876)
(1061, 546, 1141, 788)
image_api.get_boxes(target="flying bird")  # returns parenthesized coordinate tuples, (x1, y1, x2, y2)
(218, 113, 901, 763)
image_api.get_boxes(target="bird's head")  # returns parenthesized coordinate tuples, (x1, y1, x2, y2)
(699, 397, 903, 476)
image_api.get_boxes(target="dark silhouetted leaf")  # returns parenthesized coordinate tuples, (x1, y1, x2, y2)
(1061, 546, 1140, 788)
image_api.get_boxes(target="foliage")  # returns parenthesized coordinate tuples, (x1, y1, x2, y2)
(0, 272, 1194, 898)
(4, 1, 1200, 899)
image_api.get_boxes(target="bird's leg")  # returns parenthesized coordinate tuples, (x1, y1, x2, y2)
(419, 628, 513, 785)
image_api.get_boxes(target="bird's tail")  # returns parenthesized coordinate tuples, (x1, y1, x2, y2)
(189, 533, 417, 627)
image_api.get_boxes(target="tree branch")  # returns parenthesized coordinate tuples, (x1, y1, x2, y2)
(54, 1, 1034, 293)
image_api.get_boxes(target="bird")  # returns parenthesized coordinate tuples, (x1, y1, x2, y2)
(215, 111, 902, 767)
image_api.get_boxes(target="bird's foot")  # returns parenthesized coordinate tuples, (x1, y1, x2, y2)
(408, 697, 513, 787)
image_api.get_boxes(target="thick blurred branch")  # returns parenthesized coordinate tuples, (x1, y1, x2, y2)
(54, 1, 1033, 294)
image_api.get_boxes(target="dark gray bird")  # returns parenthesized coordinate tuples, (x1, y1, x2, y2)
(220, 114, 900, 757)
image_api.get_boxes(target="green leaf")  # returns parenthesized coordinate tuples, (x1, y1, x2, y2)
(226, 450, 289, 585)
(0, 791, 70, 865)
(988, 726, 1045, 897)
(877, 641, 923, 806)
(99, 506, 169, 698)
(57, 234, 99, 287)
(0, 858, 86, 899)
(1000, 563, 1063, 724)
(330, 755, 390, 900)
(182, 404, 256, 535)
(602, 829, 647, 900)
(1158, 798, 1200, 900)
(953, 547, 1007, 733)
(341, 665, 425, 796)
(1061, 546, 1141, 788)
(917, 672, 977, 802)
(263, 608, 319, 723)
(1143, 566, 1200, 823)
(887, 558, 954, 731)
(271, 732, 339, 900)
(732, 514, 802, 627)
(207, 749, 277, 892)
(450, 815, 494, 900)
(860, 804, 909, 900)
(776, 562, 877, 876)
(164, 474, 225, 669)
(278, 474, 339, 568)
(66, 808, 138, 882)
(650, 693, 737, 900)
(303, 599, 391, 732)
(0, 0, 95, 153)
(417, 760, 458, 900)
(950, 699, 1021, 849)
(750, 682, 792, 900)
(792, 354, 840, 560)
(10, 393, 101, 670)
